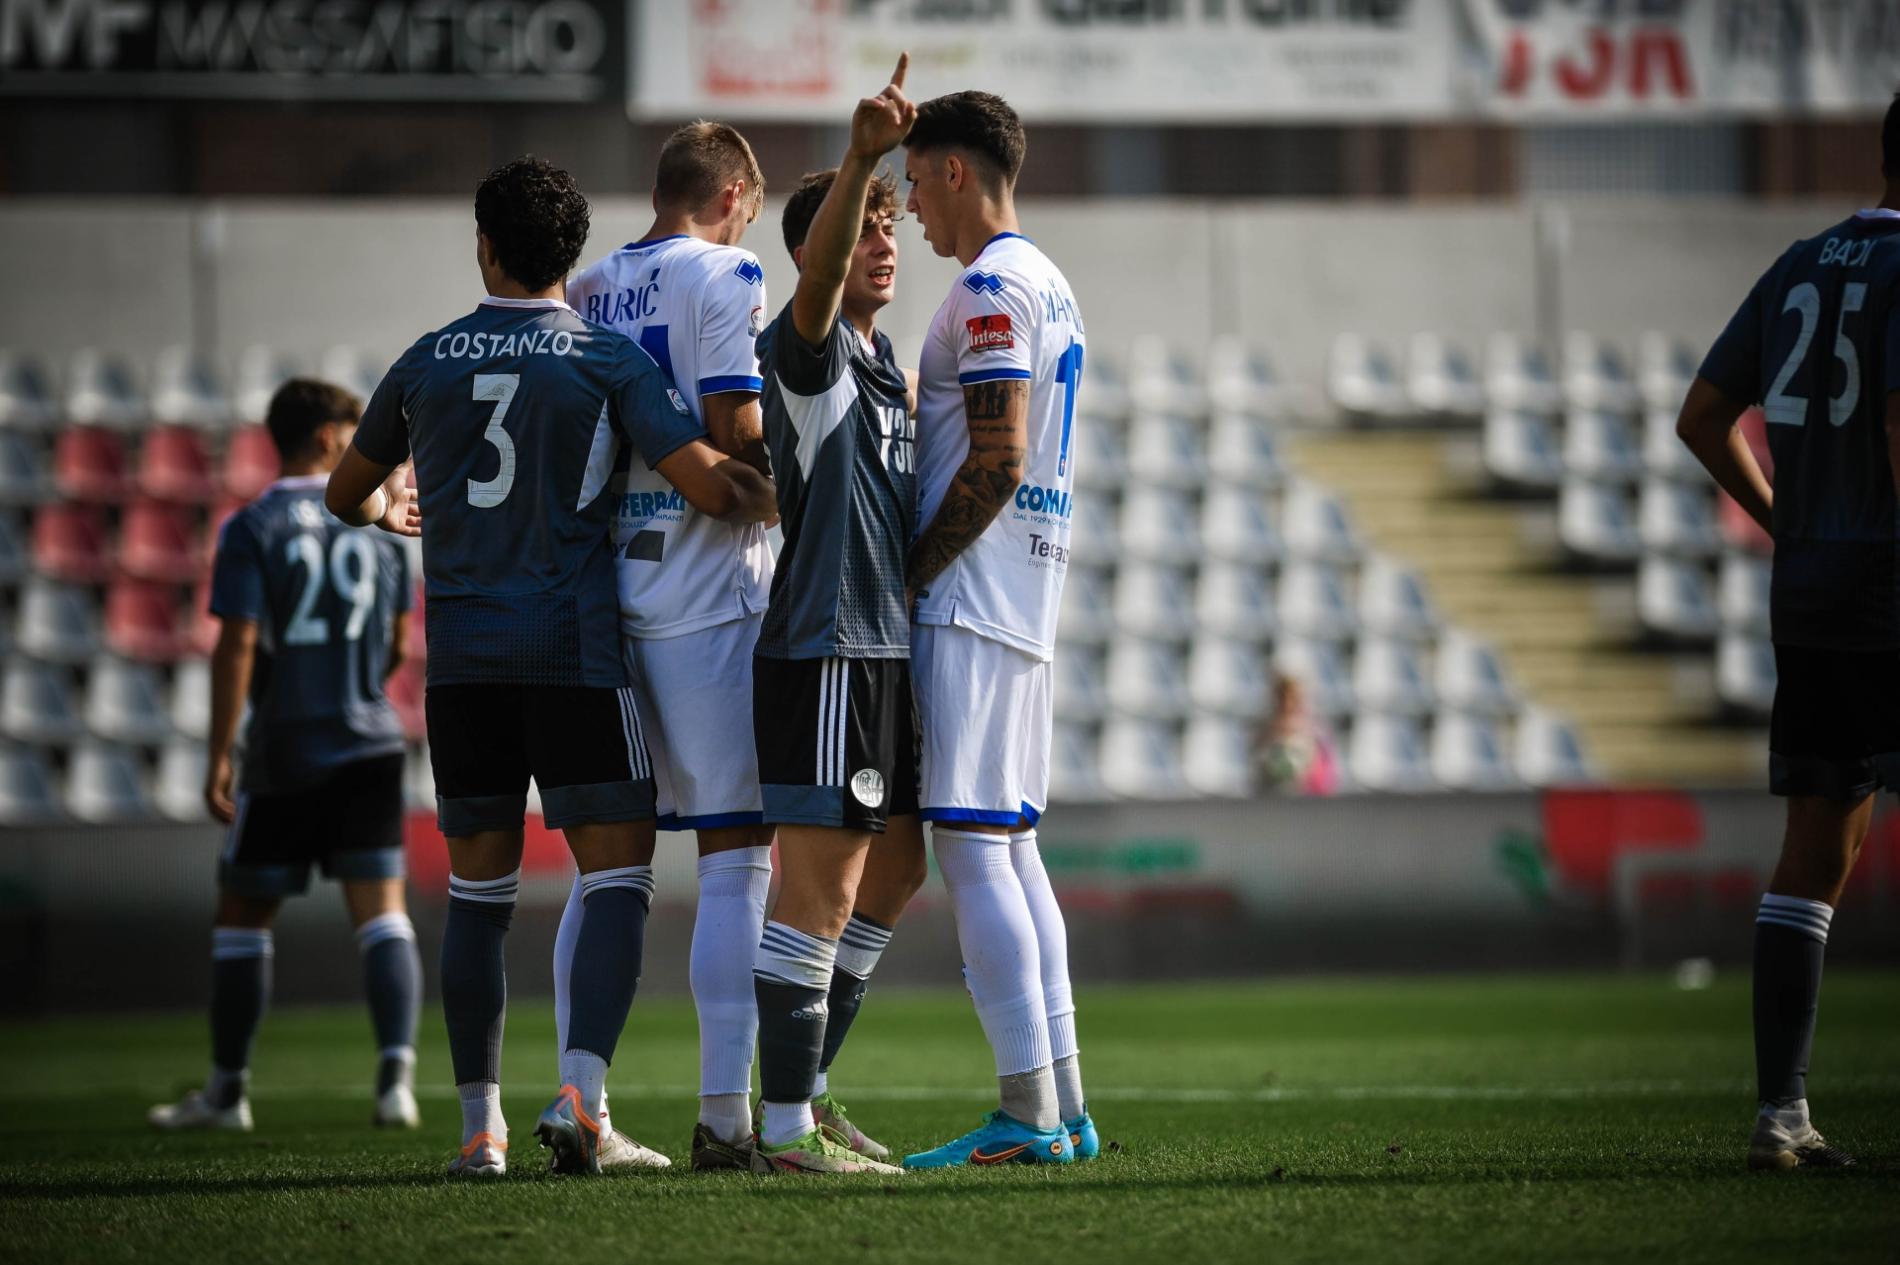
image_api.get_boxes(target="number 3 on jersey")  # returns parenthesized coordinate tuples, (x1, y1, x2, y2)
(468, 373, 519, 507)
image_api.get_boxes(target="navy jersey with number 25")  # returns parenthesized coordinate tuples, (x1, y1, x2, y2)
(1700, 211, 1900, 651)
(354, 296, 704, 687)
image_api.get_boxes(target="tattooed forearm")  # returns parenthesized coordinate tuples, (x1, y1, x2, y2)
(906, 380, 1028, 593)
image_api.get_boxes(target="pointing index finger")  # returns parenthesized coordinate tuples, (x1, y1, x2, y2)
(891, 51, 909, 91)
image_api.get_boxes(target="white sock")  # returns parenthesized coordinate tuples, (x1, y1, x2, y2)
(812, 1069, 830, 1097)
(552, 871, 584, 1058)
(560, 1051, 610, 1122)
(1760, 1097, 1812, 1133)
(1010, 830, 1083, 1119)
(761, 1100, 815, 1148)
(934, 828, 1054, 1079)
(693, 845, 771, 1128)
(457, 1081, 505, 1146)
(1053, 1055, 1085, 1123)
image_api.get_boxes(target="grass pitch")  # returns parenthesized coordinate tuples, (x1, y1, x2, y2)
(2, 973, 1897, 1264)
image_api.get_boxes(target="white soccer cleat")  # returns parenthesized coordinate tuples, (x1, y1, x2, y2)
(373, 1083, 421, 1129)
(597, 1127, 673, 1170)
(448, 1132, 508, 1178)
(148, 1089, 253, 1132)
(1747, 1113, 1857, 1170)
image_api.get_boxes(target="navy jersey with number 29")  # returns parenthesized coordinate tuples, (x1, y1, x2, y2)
(354, 296, 704, 687)
(1700, 211, 1900, 651)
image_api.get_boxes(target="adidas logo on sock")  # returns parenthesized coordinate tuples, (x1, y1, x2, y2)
(789, 1000, 830, 1022)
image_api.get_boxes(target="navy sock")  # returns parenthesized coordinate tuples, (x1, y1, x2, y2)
(754, 921, 838, 1105)
(564, 870, 654, 1063)
(209, 928, 272, 1106)
(819, 913, 891, 1075)
(440, 875, 517, 1086)
(1753, 894, 1833, 1105)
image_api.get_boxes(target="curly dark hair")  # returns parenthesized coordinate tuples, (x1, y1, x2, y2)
(902, 91, 1025, 187)
(265, 378, 360, 461)
(474, 156, 591, 292)
(780, 167, 900, 258)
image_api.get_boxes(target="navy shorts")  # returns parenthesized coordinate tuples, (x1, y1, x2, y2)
(1769, 644, 1900, 800)
(220, 753, 406, 897)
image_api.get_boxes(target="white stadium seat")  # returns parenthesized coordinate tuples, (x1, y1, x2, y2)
(1194, 563, 1276, 643)
(1071, 415, 1127, 493)
(1562, 332, 1640, 414)
(1717, 552, 1770, 636)
(0, 352, 59, 431)
(1055, 565, 1115, 647)
(1125, 414, 1207, 489)
(1352, 637, 1436, 718)
(1433, 628, 1518, 717)
(2, 657, 83, 745)
(234, 345, 304, 426)
(318, 345, 388, 405)
(1347, 714, 1437, 793)
(1636, 555, 1719, 640)
(64, 348, 145, 431)
(1206, 415, 1287, 491)
(1049, 721, 1109, 802)
(1715, 633, 1776, 718)
(1485, 333, 1563, 417)
(1112, 563, 1196, 642)
(150, 345, 234, 429)
(1558, 478, 1641, 565)
(0, 433, 52, 506)
(1075, 349, 1129, 423)
(1638, 479, 1722, 558)
(1562, 408, 1645, 482)
(1274, 637, 1356, 720)
(1052, 646, 1109, 724)
(83, 655, 174, 745)
(1201, 484, 1283, 565)
(1430, 711, 1521, 791)
(1328, 333, 1411, 422)
(155, 737, 209, 823)
(169, 658, 211, 741)
(1358, 554, 1439, 642)
(0, 741, 64, 825)
(1066, 494, 1123, 568)
(1208, 336, 1295, 418)
(1104, 637, 1190, 720)
(1483, 408, 1563, 491)
(1406, 333, 1485, 420)
(1638, 330, 1700, 413)
(1278, 561, 1358, 642)
(1127, 337, 1209, 419)
(1513, 707, 1594, 786)
(1280, 479, 1360, 565)
(1099, 716, 1189, 799)
(14, 578, 102, 664)
(1186, 637, 1272, 719)
(1181, 714, 1257, 797)
(1117, 487, 1199, 563)
(66, 738, 154, 824)
(1642, 406, 1707, 482)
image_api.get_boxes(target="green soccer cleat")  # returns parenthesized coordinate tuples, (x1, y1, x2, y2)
(750, 1128, 904, 1175)
(812, 1091, 891, 1162)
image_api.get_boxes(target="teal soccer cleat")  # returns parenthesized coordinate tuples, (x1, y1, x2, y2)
(1066, 1110, 1100, 1161)
(903, 1110, 1073, 1169)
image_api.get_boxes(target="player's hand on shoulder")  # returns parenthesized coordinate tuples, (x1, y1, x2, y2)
(204, 754, 236, 824)
(850, 52, 917, 161)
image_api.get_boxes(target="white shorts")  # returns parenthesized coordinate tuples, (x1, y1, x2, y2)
(623, 616, 764, 831)
(912, 623, 1051, 828)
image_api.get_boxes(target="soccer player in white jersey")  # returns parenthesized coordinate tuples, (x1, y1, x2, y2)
(562, 123, 778, 1171)
(898, 91, 1097, 1168)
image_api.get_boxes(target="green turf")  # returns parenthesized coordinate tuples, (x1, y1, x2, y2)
(3, 973, 1897, 1264)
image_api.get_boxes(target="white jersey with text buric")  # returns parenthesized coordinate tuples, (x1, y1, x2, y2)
(567, 234, 774, 639)
(914, 232, 1084, 661)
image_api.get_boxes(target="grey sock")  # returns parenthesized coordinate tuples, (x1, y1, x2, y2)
(999, 1066, 1060, 1132)
(359, 916, 422, 1066)
(1053, 1053, 1085, 1122)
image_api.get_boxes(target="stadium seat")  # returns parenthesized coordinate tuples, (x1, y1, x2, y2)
(1117, 487, 1199, 563)
(1557, 477, 1641, 564)
(1055, 565, 1115, 647)
(0, 352, 58, 431)
(385, 657, 427, 742)
(15, 578, 102, 664)
(1127, 337, 1208, 418)
(1206, 415, 1287, 491)
(1074, 349, 1129, 422)
(1281, 479, 1360, 565)
(1562, 408, 1645, 482)
(1430, 711, 1521, 791)
(1185, 637, 1271, 719)
(52, 427, 131, 504)
(1201, 485, 1283, 566)
(1636, 555, 1720, 641)
(1482, 408, 1564, 491)
(1047, 721, 1107, 802)
(103, 578, 187, 663)
(1347, 715, 1437, 793)
(318, 345, 387, 403)
(1104, 636, 1190, 720)
(1328, 333, 1411, 423)
(405, 742, 437, 813)
(1562, 332, 1640, 414)
(169, 657, 210, 741)
(234, 345, 302, 425)
(155, 737, 210, 822)
(1194, 562, 1276, 643)
(1352, 637, 1436, 718)
(83, 655, 174, 745)
(0, 740, 64, 824)
(1071, 415, 1127, 493)
(137, 425, 218, 504)
(187, 580, 224, 659)
(1112, 563, 1196, 642)
(1433, 629, 1518, 717)
(1181, 714, 1256, 797)
(1513, 707, 1595, 786)
(1277, 561, 1358, 641)
(1638, 479, 1722, 558)
(1, 657, 83, 745)
(1717, 552, 1770, 636)
(150, 346, 233, 430)
(1273, 637, 1355, 720)
(1638, 331, 1699, 413)
(65, 738, 155, 824)
(0, 432, 53, 505)
(1066, 493, 1123, 568)
(1485, 334, 1563, 417)
(1207, 336, 1295, 418)
(118, 500, 205, 583)
(1098, 716, 1189, 799)
(1125, 414, 1206, 489)
(1641, 407, 1707, 483)
(0, 511, 26, 585)
(64, 349, 145, 431)
(1406, 333, 1485, 420)
(1715, 633, 1776, 718)
(1358, 554, 1439, 642)
(30, 503, 113, 585)
(1052, 646, 1108, 723)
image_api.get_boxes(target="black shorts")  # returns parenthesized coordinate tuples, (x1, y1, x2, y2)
(753, 655, 918, 832)
(426, 682, 655, 835)
(220, 753, 406, 897)
(1769, 644, 1900, 799)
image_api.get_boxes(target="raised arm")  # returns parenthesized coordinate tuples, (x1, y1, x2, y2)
(906, 378, 1029, 595)
(1675, 376, 1772, 534)
(790, 54, 915, 347)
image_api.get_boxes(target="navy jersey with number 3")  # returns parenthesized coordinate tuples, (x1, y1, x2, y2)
(1700, 212, 1900, 651)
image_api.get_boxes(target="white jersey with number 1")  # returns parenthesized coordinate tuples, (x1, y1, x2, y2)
(567, 234, 774, 640)
(913, 232, 1085, 661)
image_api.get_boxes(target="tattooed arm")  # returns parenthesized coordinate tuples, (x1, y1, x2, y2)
(906, 378, 1029, 594)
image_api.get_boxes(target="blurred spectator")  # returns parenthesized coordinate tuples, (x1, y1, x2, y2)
(1255, 672, 1340, 796)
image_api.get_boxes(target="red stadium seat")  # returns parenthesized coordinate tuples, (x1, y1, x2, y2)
(31, 503, 113, 584)
(406, 583, 427, 662)
(52, 427, 130, 504)
(384, 656, 426, 742)
(118, 500, 204, 584)
(137, 425, 217, 504)
(104, 578, 189, 663)
(221, 425, 279, 502)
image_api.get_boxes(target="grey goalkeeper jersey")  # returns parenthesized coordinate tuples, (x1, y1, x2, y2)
(756, 305, 916, 660)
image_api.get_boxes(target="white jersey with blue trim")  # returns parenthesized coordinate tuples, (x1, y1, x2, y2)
(567, 234, 774, 639)
(914, 233, 1085, 661)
